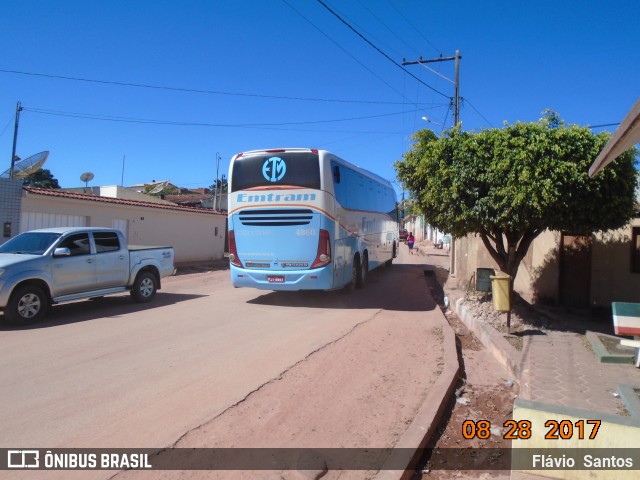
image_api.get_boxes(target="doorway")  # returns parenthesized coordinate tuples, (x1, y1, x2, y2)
(559, 233, 592, 309)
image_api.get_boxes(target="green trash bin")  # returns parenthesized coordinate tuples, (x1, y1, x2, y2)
(491, 272, 511, 311)
(476, 268, 494, 293)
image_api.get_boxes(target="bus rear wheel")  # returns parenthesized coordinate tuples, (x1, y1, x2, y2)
(386, 242, 396, 267)
(344, 254, 360, 292)
(357, 252, 368, 288)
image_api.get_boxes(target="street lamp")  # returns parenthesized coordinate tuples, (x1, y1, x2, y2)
(421, 116, 445, 127)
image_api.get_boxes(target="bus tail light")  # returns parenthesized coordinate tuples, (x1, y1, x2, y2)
(228, 230, 244, 268)
(311, 229, 331, 269)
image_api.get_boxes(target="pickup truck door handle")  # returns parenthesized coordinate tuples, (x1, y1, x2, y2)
(119, 255, 126, 260)
(86, 258, 94, 264)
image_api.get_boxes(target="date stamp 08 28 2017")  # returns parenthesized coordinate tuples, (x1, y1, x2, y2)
(462, 419, 602, 441)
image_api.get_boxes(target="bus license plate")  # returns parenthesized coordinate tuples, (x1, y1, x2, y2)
(268, 275, 285, 283)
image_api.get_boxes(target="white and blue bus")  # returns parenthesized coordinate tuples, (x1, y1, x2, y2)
(227, 148, 399, 291)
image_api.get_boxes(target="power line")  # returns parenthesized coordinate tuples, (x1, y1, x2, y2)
(0, 114, 14, 139)
(0, 68, 420, 106)
(280, 0, 419, 107)
(385, 0, 441, 55)
(438, 107, 451, 134)
(315, 0, 450, 100)
(22, 105, 431, 131)
(403, 53, 460, 125)
(353, 0, 414, 59)
(461, 98, 494, 128)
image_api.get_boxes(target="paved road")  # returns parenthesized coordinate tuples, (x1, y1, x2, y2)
(0, 248, 450, 478)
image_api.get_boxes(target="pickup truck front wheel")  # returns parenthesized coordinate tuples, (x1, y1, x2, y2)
(5, 285, 49, 325)
(131, 271, 157, 303)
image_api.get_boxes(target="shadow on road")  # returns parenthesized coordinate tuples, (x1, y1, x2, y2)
(248, 262, 448, 312)
(0, 292, 205, 330)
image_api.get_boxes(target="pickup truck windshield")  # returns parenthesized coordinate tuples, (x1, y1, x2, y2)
(0, 232, 62, 255)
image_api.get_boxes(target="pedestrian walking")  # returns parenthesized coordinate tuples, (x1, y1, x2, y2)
(407, 232, 415, 254)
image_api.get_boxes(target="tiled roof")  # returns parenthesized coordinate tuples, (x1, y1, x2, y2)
(23, 187, 223, 215)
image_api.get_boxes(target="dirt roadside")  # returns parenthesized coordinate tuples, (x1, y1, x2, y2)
(117, 253, 453, 480)
(413, 243, 516, 480)
(156, 246, 518, 479)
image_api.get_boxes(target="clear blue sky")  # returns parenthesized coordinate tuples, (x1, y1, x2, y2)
(1, 1, 638, 194)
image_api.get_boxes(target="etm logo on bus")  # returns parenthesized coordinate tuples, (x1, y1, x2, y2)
(262, 157, 287, 183)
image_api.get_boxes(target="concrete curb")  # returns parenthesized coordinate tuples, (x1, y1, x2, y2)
(618, 383, 640, 418)
(375, 313, 460, 480)
(454, 297, 524, 383)
(585, 330, 637, 364)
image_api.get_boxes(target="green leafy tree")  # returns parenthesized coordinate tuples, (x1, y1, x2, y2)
(395, 113, 638, 282)
(163, 185, 180, 195)
(22, 168, 61, 189)
(145, 185, 180, 196)
(403, 201, 417, 217)
(209, 175, 228, 193)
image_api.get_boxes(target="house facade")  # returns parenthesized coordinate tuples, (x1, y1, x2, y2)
(451, 218, 640, 309)
(0, 179, 227, 264)
(443, 99, 640, 310)
(403, 214, 447, 245)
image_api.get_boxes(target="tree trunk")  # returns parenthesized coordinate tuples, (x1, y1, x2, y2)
(479, 228, 543, 288)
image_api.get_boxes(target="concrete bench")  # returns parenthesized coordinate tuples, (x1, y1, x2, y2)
(612, 302, 640, 367)
(619, 339, 640, 367)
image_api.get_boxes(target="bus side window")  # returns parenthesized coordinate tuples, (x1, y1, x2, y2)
(333, 165, 341, 184)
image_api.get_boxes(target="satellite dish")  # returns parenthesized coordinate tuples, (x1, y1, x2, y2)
(149, 180, 170, 195)
(80, 171, 94, 192)
(80, 172, 94, 183)
(1, 151, 49, 178)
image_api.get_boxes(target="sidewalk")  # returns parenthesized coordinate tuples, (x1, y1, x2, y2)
(438, 243, 639, 414)
(416, 238, 640, 479)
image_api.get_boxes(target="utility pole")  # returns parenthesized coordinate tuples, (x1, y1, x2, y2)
(10, 101, 23, 178)
(121, 155, 126, 186)
(403, 51, 461, 276)
(214, 152, 221, 210)
(402, 51, 461, 127)
(454, 50, 460, 125)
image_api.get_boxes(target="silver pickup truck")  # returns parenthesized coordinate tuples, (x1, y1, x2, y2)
(0, 227, 175, 325)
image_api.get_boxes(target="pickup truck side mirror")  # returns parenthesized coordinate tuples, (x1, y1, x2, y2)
(53, 247, 71, 257)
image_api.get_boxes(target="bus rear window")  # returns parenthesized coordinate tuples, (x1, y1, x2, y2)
(231, 152, 321, 192)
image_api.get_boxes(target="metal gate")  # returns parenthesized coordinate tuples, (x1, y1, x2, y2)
(20, 212, 87, 232)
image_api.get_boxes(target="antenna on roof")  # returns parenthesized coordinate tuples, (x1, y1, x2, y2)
(1, 151, 49, 179)
(80, 172, 94, 193)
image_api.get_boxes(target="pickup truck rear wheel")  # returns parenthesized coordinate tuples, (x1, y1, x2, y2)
(131, 271, 157, 303)
(5, 285, 49, 325)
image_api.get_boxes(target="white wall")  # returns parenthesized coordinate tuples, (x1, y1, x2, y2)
(22, 191, 226, 263)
